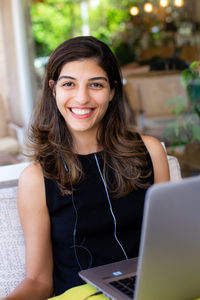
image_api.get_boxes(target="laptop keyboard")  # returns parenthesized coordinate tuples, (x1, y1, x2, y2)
(109, 276, 136, 298)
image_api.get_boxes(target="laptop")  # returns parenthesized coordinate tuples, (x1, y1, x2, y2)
(79, 175, 200, 300)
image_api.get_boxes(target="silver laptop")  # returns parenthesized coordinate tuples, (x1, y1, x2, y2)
(79, 175, 200, 300)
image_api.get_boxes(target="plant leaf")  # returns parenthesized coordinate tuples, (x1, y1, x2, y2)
(192, 124, 200, 142)
(172, 104, 187, 115)
(187, 78, 200, 104)
(181, 69, 193, 88)
(190, 61, 200, 70)
(166, 95, 187, 105)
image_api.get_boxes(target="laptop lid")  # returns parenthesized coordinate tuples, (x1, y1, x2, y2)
(79, 176, 200, 300)
(135, 175, 200, 300)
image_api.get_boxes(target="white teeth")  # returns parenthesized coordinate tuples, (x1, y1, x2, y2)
(71, 108, 92, 115)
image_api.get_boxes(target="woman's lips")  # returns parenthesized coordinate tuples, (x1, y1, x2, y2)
(69, 107, 95, 119)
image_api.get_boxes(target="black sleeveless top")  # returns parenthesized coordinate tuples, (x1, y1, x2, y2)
(45, 142, 154, 295)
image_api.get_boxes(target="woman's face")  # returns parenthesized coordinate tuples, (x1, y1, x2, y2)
(51, 59, 114, 138)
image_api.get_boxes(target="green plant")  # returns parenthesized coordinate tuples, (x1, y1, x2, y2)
(30, 0, 133, 59)
(162, 61, 200, 146)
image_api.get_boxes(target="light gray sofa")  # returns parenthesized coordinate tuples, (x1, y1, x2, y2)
(0, 162, 29, 298)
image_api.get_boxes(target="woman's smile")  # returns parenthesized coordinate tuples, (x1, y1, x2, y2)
(69, 107, 95, 119)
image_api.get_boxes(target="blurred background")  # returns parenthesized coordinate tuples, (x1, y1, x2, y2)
(0, 0, 200, 178)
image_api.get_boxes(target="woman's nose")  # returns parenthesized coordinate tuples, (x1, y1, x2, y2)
(75, 86, 90, 104)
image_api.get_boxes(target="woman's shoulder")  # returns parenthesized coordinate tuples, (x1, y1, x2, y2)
(17, 161, 48, 218)
(19, 161, 43, 184)
(140, 135, 165, 154)
(18, 162, 45, 201)
(141, 135, 170, 183)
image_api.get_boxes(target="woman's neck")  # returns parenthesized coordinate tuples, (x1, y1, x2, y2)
(72, 131, 102, 155)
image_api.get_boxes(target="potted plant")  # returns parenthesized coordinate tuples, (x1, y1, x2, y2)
(162, 61, 200, 175)
(162, 61, 200, 145)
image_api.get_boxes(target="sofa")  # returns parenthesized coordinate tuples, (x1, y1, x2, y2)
(0, 162, 29, 297)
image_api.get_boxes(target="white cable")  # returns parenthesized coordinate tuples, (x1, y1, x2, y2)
(94, 154, 128, 260)
(69, 175, 93, 270)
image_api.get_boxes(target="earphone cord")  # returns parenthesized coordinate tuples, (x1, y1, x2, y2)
(94, 153, 128, 260)
(69, 173, 93, 270)
(69, 176, 82, 270)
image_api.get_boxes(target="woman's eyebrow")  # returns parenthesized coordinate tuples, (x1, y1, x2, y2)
(57, 75, 75, 81)
(88, 77, 108, 82)
(57, 75, 108, 82)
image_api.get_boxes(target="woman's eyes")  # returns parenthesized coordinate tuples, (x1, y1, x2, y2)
(60, 82, 104, 88)
(90, 82, 103, 88)
(62, 82, 74, 87)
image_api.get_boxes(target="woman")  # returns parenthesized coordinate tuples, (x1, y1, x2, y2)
(2, 36, 169, 300)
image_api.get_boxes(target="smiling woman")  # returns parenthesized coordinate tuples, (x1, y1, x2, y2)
(50, 59, 114, 149)
(29, 36, 169, 196)
(1, 36, 169, 300)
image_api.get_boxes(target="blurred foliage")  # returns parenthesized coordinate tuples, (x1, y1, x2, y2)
(31, 0, 82, 56)
(162, 61, 200, 146)
(31, 0, 178, 64)
(30, 0, 141, 64)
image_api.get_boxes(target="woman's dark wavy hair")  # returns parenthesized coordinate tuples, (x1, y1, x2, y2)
(28, 36, 151, 197)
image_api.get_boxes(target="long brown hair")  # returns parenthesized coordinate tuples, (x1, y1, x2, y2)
(28, 36, 151, 197)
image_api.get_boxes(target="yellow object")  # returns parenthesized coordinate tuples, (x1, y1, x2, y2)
(48, 284, 108, 299)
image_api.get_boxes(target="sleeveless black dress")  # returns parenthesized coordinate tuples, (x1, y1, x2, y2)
(45, 142, 154, 295)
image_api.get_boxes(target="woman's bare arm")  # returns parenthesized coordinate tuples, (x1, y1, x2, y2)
(1, 163, 54, 300)
(142, 135, 170, 183)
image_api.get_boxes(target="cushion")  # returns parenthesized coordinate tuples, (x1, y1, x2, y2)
(0, 136, 20, 154)
(167, 155, 182, 181)
(0, 185, 25, 297)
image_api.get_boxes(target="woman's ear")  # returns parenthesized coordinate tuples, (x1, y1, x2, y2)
(49, 79, 54, 88)
(49, 80, 56, 97)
